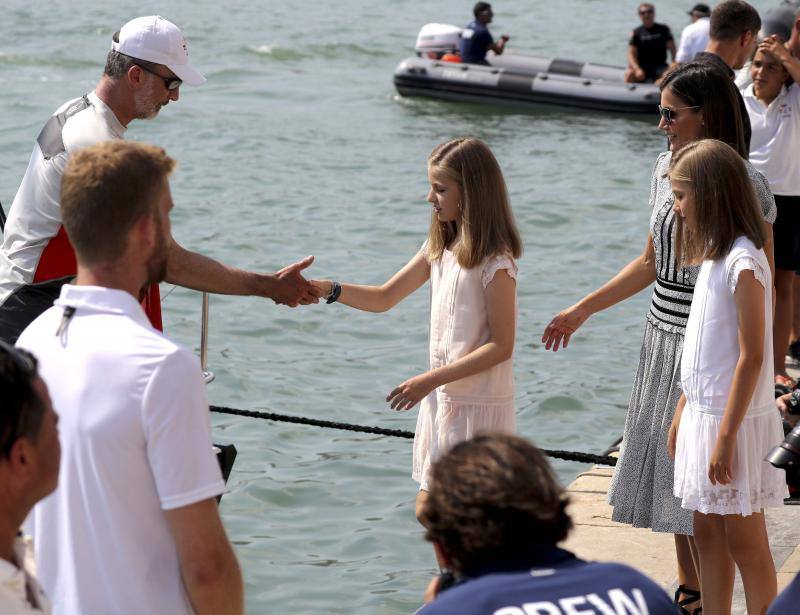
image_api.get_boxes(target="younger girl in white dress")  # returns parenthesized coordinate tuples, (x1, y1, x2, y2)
(312, 137, 521, 528)
(667, 139, 788, 615)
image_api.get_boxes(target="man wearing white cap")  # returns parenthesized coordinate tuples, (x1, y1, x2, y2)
(0, 15, 320, 344)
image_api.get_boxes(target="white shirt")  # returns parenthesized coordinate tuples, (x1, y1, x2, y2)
(17, 285, 225, 615)
(743, 83, 800, 195)
(0, 535, 50, 614)
(0, 92, 125, 304)
(682, 236, 774, 415)
(675, 17, 710, 63)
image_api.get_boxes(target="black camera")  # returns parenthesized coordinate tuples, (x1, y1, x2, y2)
(766, 390, 800, 499)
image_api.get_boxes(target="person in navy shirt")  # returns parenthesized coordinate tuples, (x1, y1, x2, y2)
(417, 434, 678, 615)
(768, 572, 800, 613)
(459, 2, 509, 65)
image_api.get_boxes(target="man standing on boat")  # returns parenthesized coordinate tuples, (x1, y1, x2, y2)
(0, 15, 320, 344)
(624, 3, 676, 83)
(17, 140, 243, 615)
(459, 2, 509, 65)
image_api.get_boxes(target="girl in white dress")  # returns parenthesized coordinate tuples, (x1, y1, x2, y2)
(667, 139, 788, 615)
(312, 137, 521, 535)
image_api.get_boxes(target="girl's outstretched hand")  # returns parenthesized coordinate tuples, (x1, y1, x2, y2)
(541, 304, 590, 351)
(387, 373, 436, 411)
(708, 436, 736, 485)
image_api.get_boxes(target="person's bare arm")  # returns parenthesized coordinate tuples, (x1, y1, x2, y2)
(668, 393, 687, 459)
(489, 35, 510, 55)
(387, 268, 516, 411)
(542, 233, 656, 351)
(667, 38, 677, 63)
(165, 238, 321, 307)
(311, 250, 430, 313)
(627, 42, 645, 80)
(164, 498, 243, 615)
(710, 270, 766, 485)
(764, 222, 775, 280)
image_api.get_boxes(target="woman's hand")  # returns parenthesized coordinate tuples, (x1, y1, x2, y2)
(387, 372, 437, 411)
(708, 436, 736, 486)
(541, 303, 591, 351)
(309, 280, 333, 297)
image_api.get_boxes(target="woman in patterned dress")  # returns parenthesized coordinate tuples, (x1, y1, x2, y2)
(541, 62, 776, 614)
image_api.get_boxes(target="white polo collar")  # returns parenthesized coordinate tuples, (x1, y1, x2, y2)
(87, 91, 127, 139)
(743, 83, 789, 107)
(55, 285, 151, 328)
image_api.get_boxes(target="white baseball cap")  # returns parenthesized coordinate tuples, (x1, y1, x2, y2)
(111, 15, 205, 86)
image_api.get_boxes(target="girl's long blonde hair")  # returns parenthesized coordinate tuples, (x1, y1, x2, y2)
(669, 139, 766, 265)
(426, 137, 522, 268)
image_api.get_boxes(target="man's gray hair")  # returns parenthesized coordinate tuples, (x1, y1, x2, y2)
(103, 31, 137, 79)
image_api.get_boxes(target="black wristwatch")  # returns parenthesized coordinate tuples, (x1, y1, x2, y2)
(326, 281, 342, 304)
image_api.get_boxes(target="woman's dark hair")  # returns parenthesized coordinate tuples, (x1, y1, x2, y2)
(660, 62, 748, 159)
(420, 434, 572, 576)
(0, 343, 45, 459)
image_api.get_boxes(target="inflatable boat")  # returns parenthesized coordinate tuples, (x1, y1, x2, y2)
(394, 23, 660, 114)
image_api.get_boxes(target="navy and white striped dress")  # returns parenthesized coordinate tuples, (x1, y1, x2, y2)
(606, 150, 777, 535)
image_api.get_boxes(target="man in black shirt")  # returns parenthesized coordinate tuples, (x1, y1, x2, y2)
(625, 3, 676, 83)
(694, 0, 761, 150)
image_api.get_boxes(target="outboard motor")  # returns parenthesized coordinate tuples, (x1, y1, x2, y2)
(415, 23, 462, 60)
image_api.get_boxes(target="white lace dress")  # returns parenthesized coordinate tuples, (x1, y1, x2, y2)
(674, 236, 788, 515)
(413, 246, 517, 491)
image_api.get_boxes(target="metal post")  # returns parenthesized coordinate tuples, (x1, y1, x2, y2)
(201, 292, 215, 384)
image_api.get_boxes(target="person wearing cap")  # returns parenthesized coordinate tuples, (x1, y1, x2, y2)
(417, 434, 676, 614)
(0, 344, 58, 615)
(459, 2, 510, 65)
(0, 15, 320, 345)
(17, 140, 243, 615)
(625, 4, 676, 84)
(675, 4, 711, 64)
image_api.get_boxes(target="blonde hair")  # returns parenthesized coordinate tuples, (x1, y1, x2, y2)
(62, 141, 176, 265)
(669, 139, 766, 265)
(426, 137, 522, 268)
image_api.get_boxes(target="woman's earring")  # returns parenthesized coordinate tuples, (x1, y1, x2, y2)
(458, 201, 463, 211)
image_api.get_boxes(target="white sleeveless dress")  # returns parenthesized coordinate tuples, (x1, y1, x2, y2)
(413, 246, 517, 491)
(674, 236, 788, 515)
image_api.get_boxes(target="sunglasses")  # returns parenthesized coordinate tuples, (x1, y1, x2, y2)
(658, 104, 701, 124)
(639, 9, 654, 14)
(135, 63, 182, 91)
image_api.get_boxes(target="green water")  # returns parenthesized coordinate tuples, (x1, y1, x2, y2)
(0, 0, 779, 612)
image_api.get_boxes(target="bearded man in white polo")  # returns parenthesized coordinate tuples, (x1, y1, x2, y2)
(17, 141, 243, 615)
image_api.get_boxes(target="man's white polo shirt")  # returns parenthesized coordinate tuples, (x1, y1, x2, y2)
(17, 285, 225, 615)
(744, 83, 800, 196)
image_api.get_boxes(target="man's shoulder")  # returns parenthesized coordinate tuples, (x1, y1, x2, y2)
(62, 98, 120, 153)
(19, 304, 191, 367)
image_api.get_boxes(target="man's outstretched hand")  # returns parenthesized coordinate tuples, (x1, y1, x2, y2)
(271, 255, 323, 307)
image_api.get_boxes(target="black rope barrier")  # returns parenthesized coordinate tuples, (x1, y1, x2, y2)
(209, 404, 618, 467)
